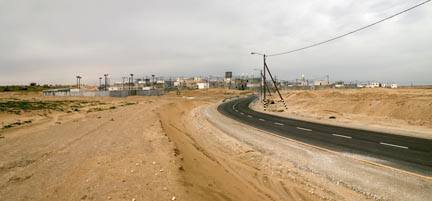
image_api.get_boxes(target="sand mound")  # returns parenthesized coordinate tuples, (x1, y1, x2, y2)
(281, 88, 432, 128)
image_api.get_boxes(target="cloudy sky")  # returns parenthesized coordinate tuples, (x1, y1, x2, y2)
(1, 0, 431, 85)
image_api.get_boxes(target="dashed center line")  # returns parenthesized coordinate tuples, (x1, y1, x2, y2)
(274, 122, 284, 126)
(296, 127, 312, 132)
(235, 110, 239, 112)
(380, 142, 409, 149)
(332, 134, 352, 139)
(247, 115, 253, 118)
(240, 112, 244, 115)
(259, 118, 266, 122)
(232, 104, 237, 110)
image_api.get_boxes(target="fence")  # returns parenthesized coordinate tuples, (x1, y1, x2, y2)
(43, 89, 163, 97)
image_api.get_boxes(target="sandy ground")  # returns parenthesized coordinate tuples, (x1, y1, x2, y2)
(251, 88, 432, 139)
(1, 89, 431, 201)
(1, 95, 183, 201)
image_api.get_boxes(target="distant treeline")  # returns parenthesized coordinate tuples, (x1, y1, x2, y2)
(0, 83, 56, 92)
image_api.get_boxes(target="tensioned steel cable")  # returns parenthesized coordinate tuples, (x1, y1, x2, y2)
(267, 0, 431, 57)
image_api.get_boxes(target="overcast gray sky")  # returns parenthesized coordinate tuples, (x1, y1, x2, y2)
(1, 0, 431, 85)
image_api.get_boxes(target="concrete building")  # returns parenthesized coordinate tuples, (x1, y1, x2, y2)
(247, 82, 260, 88)
(334, 81, 345, 88)
(108, 86, 119, 91)
(366, 82, 382, 88)
(197, 82, 209, 89)
(314, 80, 330, 86)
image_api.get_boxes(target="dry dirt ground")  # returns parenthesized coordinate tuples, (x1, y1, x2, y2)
(252, 88, 432, 139)
(1, 89, 431, 201)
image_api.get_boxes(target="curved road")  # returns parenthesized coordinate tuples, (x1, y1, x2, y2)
(218, 96, 432, 176)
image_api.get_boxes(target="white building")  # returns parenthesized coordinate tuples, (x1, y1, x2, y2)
(314, 80, 329, 86)
(108, 87, 119, 91)
(366, 82, 381, 88)
(197, 82, 209, 89)
(247, 83, 260, 88)
(391, 84, 398, 89)
(334, 81, 344, 88)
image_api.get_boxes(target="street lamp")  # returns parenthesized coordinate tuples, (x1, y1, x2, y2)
(130, 73, 134, 91)
(151, 74, 155, 89)
(76, 75, 82, 89)
(104, 74, 109, 91)
(250, 51, 286, 109)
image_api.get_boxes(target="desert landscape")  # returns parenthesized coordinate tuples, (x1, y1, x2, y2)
(1, 88, 431, 201)
(2, 1, 432, 200)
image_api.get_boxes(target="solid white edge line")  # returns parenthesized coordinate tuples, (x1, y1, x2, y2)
(296, 127, 312, 132)
(380, 142, 409, 149)
(332, 134, 352, 139)
(274, 122, 284, 126)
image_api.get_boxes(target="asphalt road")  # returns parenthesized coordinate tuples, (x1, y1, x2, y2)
(218, 96, 432, 176)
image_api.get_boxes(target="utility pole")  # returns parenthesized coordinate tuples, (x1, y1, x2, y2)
(251, 52, 287, 109)
(152, 74, 155, 89)
(259, 70, 263, 99)
(130, 74, 134, 91)
(263, 55, 266, 101)
(104, 74, 109, 91)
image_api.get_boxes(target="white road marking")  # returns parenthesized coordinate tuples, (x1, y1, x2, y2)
(247, 115, 253, 118)
(296, 127, 312, 132)
(380, 142, 408, 149)
(332, 134, 352, 139)
(232, 104, 237, 110)
(235, 110, 239, 112)
(259, 118, 265, 122)
(274, 122, 284, 126)
(240, 112, 244, 115)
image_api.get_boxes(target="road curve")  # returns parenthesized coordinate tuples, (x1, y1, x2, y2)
(218, 96, 432, 176)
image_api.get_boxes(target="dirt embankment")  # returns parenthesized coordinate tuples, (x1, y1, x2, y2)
(254, 88, 432, 138)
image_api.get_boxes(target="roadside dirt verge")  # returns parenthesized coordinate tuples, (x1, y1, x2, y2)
(158, 96, 389, 201)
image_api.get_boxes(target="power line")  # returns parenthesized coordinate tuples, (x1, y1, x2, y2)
(267, 0, 431, 57)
